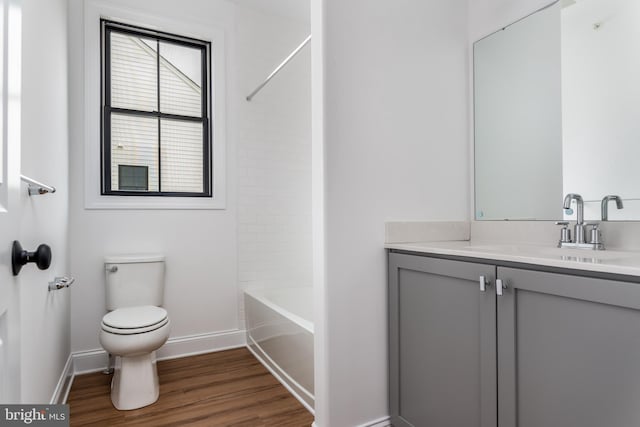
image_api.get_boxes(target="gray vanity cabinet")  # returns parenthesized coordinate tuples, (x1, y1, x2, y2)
(497, 267, 640, 427)
(389, 252, 640, 427)
(388, 253, 497, 427)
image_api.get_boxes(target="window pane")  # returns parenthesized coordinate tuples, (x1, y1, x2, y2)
(159, 42, 202, 117)
(118, 165, 148, 191)
(160, 119, 203, 193)
(110, 32, 158, 111)
(111, 113, 159, 192)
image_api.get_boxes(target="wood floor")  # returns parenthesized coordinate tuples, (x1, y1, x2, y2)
(67, 348, 314, 426)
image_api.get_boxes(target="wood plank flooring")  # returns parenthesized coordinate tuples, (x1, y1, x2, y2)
(67, 348, 314, 427)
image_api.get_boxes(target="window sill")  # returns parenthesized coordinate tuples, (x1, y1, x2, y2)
(85, 194, 226, 210)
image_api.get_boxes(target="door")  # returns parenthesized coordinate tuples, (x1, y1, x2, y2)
(497, 267, 640, 427)
(389, 253, 497, 427)
(0, 0, 22, 404)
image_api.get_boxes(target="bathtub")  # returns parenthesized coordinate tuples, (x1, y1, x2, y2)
(244, 287, 314, 411)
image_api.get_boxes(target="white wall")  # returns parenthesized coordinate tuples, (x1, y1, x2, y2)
(68, 0, 240, 359)
(469, 0, 554, 42)
(318, 0, 469, 425)
(235, 5, 311, 329)
(19, 0, 70, 402)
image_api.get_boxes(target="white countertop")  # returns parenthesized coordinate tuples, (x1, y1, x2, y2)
(385, 241, 640, 277)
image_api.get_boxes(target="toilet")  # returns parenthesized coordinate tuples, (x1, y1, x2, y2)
(99, 254, 170, 410)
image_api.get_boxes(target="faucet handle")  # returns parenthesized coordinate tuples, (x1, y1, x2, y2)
(585, 223, 604, 247)
(555, 221, 572, 245)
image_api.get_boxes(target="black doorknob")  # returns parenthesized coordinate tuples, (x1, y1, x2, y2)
(11, 240, 52, 276)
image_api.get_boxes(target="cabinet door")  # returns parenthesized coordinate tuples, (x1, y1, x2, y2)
(389, 253, 497, 427)
(497, 267, 640, 427)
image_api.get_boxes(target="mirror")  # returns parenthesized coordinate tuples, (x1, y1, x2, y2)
(474, 0, 640, 221)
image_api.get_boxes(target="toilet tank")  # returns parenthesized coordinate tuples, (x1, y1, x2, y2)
(104, 254, 166, 311)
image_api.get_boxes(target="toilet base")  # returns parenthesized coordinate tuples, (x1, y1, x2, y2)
(110, 352, 160, 410)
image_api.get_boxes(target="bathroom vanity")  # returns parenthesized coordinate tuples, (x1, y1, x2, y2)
(387, 242, 640, 427)
(387, 0, 640, 423)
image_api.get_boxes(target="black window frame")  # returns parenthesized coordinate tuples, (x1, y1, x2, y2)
(101, 19, 212, 197)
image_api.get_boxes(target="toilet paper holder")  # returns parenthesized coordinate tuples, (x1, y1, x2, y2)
(49, 276, 75, 291)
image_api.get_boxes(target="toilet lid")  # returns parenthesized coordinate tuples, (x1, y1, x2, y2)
(102, 306, 168, 329)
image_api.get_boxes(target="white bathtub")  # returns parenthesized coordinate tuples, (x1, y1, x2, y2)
(244, 287, 314, 411)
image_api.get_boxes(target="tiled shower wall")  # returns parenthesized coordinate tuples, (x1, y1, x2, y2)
(235, 6, 312, 328)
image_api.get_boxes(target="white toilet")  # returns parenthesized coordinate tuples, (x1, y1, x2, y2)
(99, 254, 170, 410)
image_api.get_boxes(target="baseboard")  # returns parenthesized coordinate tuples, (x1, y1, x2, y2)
(156, 329, 246, 361)
(50, 354, 74, 404)
(72, 329, 246, 374)
(358, 416, 391, 427)
(72, 348, 110, 375)
(311, 416, 391, 427)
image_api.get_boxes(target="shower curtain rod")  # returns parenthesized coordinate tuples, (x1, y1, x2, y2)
(246, 34, 311, 101)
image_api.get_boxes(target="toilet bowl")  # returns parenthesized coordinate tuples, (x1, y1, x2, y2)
(99, 305, 170, 410)
(100, 255, 169, 410)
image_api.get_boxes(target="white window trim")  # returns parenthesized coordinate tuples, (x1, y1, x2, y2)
(84, 0, 226, 209)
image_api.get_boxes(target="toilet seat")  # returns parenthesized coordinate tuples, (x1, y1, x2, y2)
(102, 306, 168, 335)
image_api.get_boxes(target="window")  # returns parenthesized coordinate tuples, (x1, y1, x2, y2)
(101, 20, 211, 197)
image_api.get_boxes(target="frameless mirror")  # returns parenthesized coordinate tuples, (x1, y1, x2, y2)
(474, 0, 640, 221)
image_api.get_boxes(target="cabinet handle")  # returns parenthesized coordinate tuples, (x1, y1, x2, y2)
(496, 279, 507, 296)
(479, 275, 489, 292)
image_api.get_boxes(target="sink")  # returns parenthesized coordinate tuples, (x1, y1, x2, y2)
(461, 243, 638, 263)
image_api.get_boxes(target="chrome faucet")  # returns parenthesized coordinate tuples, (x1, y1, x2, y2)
(601, 195, 623, 221)
(563, 193, 585, 244)
(557, 193, 605, 250)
